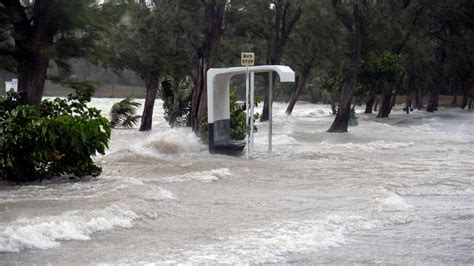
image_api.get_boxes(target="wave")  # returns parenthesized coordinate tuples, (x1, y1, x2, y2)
(160, 214, 377, 264)
(0, 204, 138, 253)
(161, 168, 232, 183)
(319, 140, 414, 152)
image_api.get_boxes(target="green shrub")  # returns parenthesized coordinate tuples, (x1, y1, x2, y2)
(0, 85, 111, 183)
(319, 70, 341, 115)
(198, 87, 259, 143)
(229, 88, 259, 140)
(109, 97, 141, 128)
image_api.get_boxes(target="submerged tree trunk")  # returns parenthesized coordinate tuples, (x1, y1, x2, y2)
(427, 44, 446, 113)
(286, 69, 310, 115)
(365, 95, 375, 114)
(468, 86, 473, 109)
(461, 80, 469, 109)
(426, 85, 440, 112)
(416, 88, 423, 110)
(327, 0, 366, 133)
(139, 72, 160, 131)
(377, 88, 392, 118)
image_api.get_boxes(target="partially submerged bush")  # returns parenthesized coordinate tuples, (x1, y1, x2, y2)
(198, 87, 259, 143)
(0, 85, 111, 182)
(109, 97, 141, 128)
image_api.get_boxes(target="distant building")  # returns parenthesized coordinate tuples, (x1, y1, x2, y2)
(5, 78, 17, 92)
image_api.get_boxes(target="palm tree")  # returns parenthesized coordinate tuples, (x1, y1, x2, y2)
(109, 98, 142, 128)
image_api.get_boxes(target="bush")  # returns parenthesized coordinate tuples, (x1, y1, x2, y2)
(0, 84, 111, 182)
(198, 87, 259, 143)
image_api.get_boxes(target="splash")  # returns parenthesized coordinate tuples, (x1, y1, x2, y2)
(0, 204, 138, 252)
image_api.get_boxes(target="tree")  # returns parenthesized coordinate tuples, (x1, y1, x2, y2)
(285, 0, 340, 115)
(0, 0, 112, 106)
(177, 0, 227, 131)
(327, 0, 367, 133)
(260, 0, 302, 121)
(111, 2, 190, 131)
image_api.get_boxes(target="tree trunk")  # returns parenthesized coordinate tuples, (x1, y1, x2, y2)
(189, 2, 225, 131)
(427, 43, 446, 113)
(468, 87, 473, 109)
(14, 0, 55, 106)
(327, 0, 366, 133)
(261, 1, 302, 122)
(261, 75, 275, 121)
(286, 70, 309, 115)
(17, 55, 50, 106)
(139, 72, 160, 131)
(169, 79, 181, 127)
(377, 88, 392, 118)
(426, 85, 439, 112)
(461, 80, 469, 109)
(190, 58, 207, 130)
(416, 87, 423, 110)
(365, 95, 375, 114)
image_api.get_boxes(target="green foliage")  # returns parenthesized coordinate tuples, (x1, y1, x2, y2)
(358, 51, 404, 95)
(319, 70, 342, 114)
(161, 78, 192, 126)
(229, 88, 260, 141)
(198, 87, 259, 142)
(109, 97, 141, 128)
(0, 86, 111, 183)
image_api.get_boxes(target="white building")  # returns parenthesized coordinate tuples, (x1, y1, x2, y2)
(5, 78, 18, 92)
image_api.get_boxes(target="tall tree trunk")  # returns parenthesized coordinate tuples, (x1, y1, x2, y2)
(365, 95, 375, 114)
(461, 80, 469, 109)
(427, 43, 446, 113)
(286, 69, 310, 115)
(377, 88, 392, 118)
(139, 72, 160, 131)
(169, 79, 181, 127)
(468, 86, 473, 110)
(188, 2, 225, 131)
(426, 85, 439, 112)
(327, 0, 366, 133)
(416, 87, 423, 110)
(13, 0, 55, 106)
(190, 58, 207, 131)
(261, 1, 302, 122)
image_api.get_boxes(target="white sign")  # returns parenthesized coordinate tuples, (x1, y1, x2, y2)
(241, 52, 255, 66)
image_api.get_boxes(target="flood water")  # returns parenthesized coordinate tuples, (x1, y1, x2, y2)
(1, 99, 473, 264)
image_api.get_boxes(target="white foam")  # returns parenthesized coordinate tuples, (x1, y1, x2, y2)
(319, 140, 414, 152)
(141, 128, 204, 155)
(161, 168, 232, 183)
(163, 214, 377, 264)
(0, 204, 138, 252)
(141, 187, 176, 201)
(374, 188, 412, 210)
